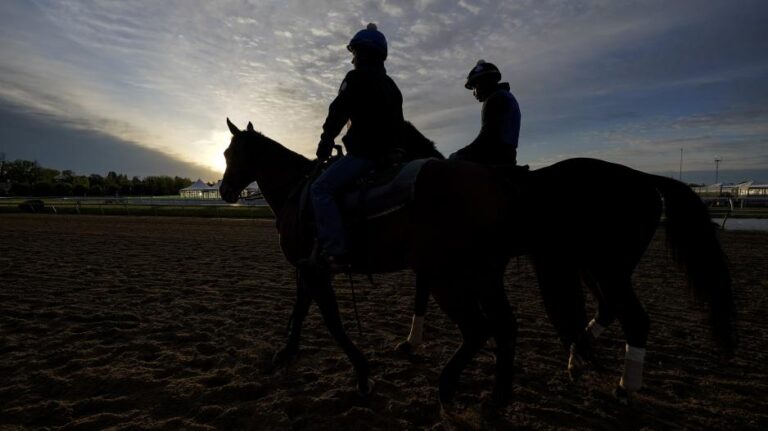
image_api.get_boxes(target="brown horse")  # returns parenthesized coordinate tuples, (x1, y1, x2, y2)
(407, 157, 736, 400)
(220, 119, 519, 405)
(220, 119, 735, 405)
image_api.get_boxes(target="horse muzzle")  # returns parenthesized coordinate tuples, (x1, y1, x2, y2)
(219, 182, 240, 203)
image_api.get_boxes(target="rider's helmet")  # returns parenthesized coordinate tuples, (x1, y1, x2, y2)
(464, 59, 502, 89)
(348, 23, 387, 61)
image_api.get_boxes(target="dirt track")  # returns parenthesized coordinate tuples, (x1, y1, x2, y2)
(1, 214, 766, 430)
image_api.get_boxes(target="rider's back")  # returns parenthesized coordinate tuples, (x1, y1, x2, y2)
(326, 65, 404, 159)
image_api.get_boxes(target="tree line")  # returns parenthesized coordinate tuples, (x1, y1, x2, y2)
(0, 157, 194, 197)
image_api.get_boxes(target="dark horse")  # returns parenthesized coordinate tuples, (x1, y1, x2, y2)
(407, 158, 736, 399)
(220, 119, 735, 405)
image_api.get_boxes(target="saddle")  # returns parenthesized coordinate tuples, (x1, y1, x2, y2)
(298, 156, 432, 227)
(340, 158, 431, 219)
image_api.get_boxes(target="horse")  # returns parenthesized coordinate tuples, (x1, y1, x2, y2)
(403, 159, 736, 399)
(220, 119, 735, 405)
(220, 119, 520, 405)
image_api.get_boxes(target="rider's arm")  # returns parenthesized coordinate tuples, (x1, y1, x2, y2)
(453, 94, 507, 160)
(320, 71, 356, 144)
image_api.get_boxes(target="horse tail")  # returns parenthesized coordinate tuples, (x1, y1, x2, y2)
(653, 175, 736, 355)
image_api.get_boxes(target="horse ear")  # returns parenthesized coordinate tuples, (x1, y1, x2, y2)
(226, 118, 240, 135)
(247, 122, 254, 132)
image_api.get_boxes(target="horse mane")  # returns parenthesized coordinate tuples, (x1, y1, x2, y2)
(402, 121, 445, 160)
(243, 129, 313, 173)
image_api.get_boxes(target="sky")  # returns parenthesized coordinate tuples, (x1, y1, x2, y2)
(1, 0, 767, 184)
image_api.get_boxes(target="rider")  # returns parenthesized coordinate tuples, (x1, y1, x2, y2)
(310, 23, 404, 270)
(450, 60, 520, 165)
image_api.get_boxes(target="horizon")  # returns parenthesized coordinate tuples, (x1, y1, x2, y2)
(3, 152, 765, 187)
(1, 1, 767, 183)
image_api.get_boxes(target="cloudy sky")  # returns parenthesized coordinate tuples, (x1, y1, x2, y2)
(1, 0, 767, 183)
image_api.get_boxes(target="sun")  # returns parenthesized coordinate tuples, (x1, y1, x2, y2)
(195, 128, 232, 178)
(209, 153, 227, 176)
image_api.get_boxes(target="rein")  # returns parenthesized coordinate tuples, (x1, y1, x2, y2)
(242, 191, 264, 200)
(271, 159, 323, 230)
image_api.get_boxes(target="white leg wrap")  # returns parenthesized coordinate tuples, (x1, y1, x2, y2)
(568, 348, 585, 372)
(587, 318, 606, 339)
(619, 344, 646, 392)
(407, 315, 424, 346)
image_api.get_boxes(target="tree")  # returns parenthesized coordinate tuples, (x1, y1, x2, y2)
(5, 160, 41, 184)
(72, 183, 88, 196)
(39, 167, 60, 183)
(0, 158, 196, 197)
(10, 182, 31, 196)
(59, 170, 76, 183)
(32, 181, 54, 196)
(88, 184, 104, 196)
(174, 176, 192, 193)
(0, 152, 6, 182)
(53, 182, 73, 196)
(131, 176, 145, 195)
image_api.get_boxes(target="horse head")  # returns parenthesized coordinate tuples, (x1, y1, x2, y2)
(220, 118, 312, 205)
(220, 118, 259, 203)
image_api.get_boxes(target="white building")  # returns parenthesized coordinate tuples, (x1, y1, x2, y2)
(179, 179, 260, 200)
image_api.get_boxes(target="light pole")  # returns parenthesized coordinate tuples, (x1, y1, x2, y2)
(714, 157, 722, 184)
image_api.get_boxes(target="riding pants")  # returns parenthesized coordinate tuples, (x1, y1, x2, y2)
(310, 154, 375, 256)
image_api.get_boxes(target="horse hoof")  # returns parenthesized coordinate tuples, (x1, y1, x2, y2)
(395, 340, 422, 355)
(271, 345, 298, 368)
(613, 385, 631, 405)
(568, 349, 587, 382)
(439, 399, 457, 419)
(395, 340, 413, 354)
(438, 385, 457, 409)
(568, 362, 584, 382)
(357, 378, 375, 397)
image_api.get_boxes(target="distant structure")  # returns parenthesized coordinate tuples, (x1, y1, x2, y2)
(179, 179, 259, 200)
(692, 180, 768, 197)
(692, 180, 768, 207)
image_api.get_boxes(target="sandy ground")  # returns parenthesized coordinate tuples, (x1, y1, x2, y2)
(1, 214, 766, 430)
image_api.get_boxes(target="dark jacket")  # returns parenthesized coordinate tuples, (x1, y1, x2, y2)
(452, 82, 520, 164)
(319, 63, 404, 159)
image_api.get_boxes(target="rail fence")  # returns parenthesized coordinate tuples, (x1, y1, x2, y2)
(1, 196, 767, 221)
(0, 197, 274, 219)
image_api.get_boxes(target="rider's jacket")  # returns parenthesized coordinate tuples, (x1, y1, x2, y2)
(452, 82, 520, 165)
(319, 62, 404, 159)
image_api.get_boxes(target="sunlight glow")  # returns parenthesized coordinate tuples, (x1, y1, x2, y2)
(192, 128, 232, 179)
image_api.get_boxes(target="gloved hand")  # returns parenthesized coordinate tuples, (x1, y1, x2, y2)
(316, 140, 334, 160)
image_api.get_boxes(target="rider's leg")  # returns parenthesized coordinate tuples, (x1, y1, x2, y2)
(310, 155, 375, 257)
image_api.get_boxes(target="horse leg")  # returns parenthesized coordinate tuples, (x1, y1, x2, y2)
(595, 273, 649, 400)
(561, 272, 618, 375)
(309, 271, 372, 396)
(272, 268, 313, 367)
(531, 256, 590, 380)
(436, 297, 490, 406)
(478, 270, 518, 405)
(396, 271, 430, 354)
(582, 272, 616, 341)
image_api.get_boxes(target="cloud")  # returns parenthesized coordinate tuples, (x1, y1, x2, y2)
(0, 101, 219, 179)
(0, 0, 766, 182)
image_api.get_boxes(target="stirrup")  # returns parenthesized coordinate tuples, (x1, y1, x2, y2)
(321, 253, 351, 273)
(298, 251, 350, 273)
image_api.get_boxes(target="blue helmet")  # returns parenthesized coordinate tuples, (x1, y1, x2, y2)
(464, 59, 502, 90)
(347, 23, 387, 61)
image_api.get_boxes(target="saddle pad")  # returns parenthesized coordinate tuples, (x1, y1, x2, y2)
(340, 158, 431, 220)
